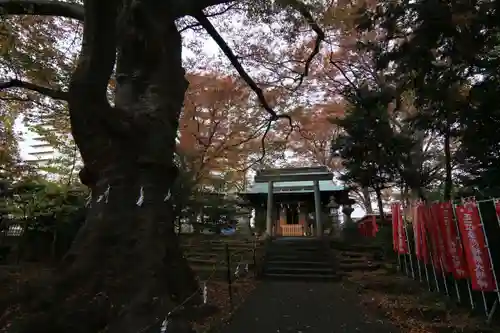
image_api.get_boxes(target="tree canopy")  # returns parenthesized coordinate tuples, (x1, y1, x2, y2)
(1, 0, 500, 332)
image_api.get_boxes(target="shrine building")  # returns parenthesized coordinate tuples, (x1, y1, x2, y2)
(239, 166, 353, 237)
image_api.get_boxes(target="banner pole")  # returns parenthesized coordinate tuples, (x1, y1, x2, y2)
(427, 233, 440, 292)
(476, 201, 500, 307)
(451, 202, 475, 310)
(398, 203, 410, 277)
(416, 253, 423, 282)
(403, 250, 409, 276)
(423, 256, 431, 291)
(440, 258, 450, 296)
(422, 204, 440, 292)
(402, 207, 415, 279)
(410, 204, 423, 281)
(416, 204, 431, 289)
(429, 203, 450, 296)
(404, 223, 415, 279)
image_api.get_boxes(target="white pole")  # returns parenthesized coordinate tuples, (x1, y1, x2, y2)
(416, 204, 431, 290)
(429, 203, 452, 296)
(423, 258, 431, 291)
(422, 204, 440, 292)
(403, 223, 415, 279)
(439, 258, 450, 296)
(411, 203, 423, 282)
(427, 234, 440, 293)
(403, 251, 409, 276)
(451, 202, 475, 310)
(416, 253, 423, 282)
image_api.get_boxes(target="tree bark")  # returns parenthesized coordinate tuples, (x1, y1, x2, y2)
(443, 123, 453, 201)
(361, 187, 373, 214)
(374, 187, 385, 221)
(4, 2, 200, 333)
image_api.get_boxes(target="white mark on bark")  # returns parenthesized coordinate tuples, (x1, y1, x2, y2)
(164, 190, 171, 202)
(96, 185, 111, 203)
(136, 186, 144, 206)
(160, 316, 169, 332)
(203, 282, 208, 304)
(85, 190, 92, 207)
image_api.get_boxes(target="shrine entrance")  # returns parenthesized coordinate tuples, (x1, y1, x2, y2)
(239, 166, 353, 237)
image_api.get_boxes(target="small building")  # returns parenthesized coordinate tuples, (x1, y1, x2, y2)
(239, 166, 353, 237)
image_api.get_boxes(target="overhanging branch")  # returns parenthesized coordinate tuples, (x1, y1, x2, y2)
(0, 0, 84, 21)
(0, 78, 68, 100)
(288, 0, 325, 90)
(194, 12, 292, 125)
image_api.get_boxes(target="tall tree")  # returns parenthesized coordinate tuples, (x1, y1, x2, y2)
(0, 1, 326, 332)
(358, 0, 500, 199)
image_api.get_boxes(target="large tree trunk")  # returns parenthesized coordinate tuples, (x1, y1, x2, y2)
(5, 3, 199, 333)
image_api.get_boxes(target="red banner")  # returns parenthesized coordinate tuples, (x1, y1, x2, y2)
(414, 204, 430, 264)
(412, 204, 421, 259)
(358, 221, 367, 237)
(422, 205, 444, 271)
(495, 200, 500, 220)
(393, 203, 409, 254)
(437, 202, 468, 279)
(456, 202, 497, 291)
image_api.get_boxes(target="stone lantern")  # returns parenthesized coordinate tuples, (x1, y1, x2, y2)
(327, 196, 340, 235)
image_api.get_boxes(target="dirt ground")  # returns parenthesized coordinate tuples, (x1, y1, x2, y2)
(343, 265, 500, 333)
(0, 263, 257, 333)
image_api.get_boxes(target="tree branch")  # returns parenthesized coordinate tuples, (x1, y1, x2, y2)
(0, 78, 68, 100)
(288, 0, 325, 90)
(194, 11, 293, 126)
(0, 0, 84, 21)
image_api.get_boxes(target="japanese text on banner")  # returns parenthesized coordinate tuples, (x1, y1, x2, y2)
(438, 202, 468, 279)
(456, 202, 497, 291)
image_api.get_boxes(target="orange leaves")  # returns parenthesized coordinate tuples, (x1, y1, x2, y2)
(286, 103, 344, 169)
(178, 73, 268, 183)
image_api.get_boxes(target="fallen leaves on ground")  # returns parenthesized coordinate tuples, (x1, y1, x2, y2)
(343, 266, 499, 333)
(191, 277, 257, 333)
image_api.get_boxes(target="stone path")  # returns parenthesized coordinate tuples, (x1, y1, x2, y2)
(219, 280, 400, 333)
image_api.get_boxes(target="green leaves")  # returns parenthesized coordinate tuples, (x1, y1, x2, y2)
(0, 176, 86, 233)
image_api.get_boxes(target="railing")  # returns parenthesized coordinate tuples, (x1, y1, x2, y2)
(137, 237, 262, 333)
(280, 224, 304, 236)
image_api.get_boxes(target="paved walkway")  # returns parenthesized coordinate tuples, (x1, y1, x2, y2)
(220, 281, 400, 333)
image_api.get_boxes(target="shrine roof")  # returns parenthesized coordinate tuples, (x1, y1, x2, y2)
(243, 179, 344, 195)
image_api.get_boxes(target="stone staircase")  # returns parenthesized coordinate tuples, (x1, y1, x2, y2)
(262, 237, 338, 281)
(332, 242, 383, 278)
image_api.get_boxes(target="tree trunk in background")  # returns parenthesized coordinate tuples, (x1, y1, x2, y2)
(374, 187, 385, 221)
(443, 123, 453, 201)
(362, 187, 373, 213)
(5, 4, 199, 333)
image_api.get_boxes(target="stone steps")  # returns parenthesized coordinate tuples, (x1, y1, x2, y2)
(262, 238, 337, 281)
(263, 272, 340, 281)
(332, 242, 385, 276)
